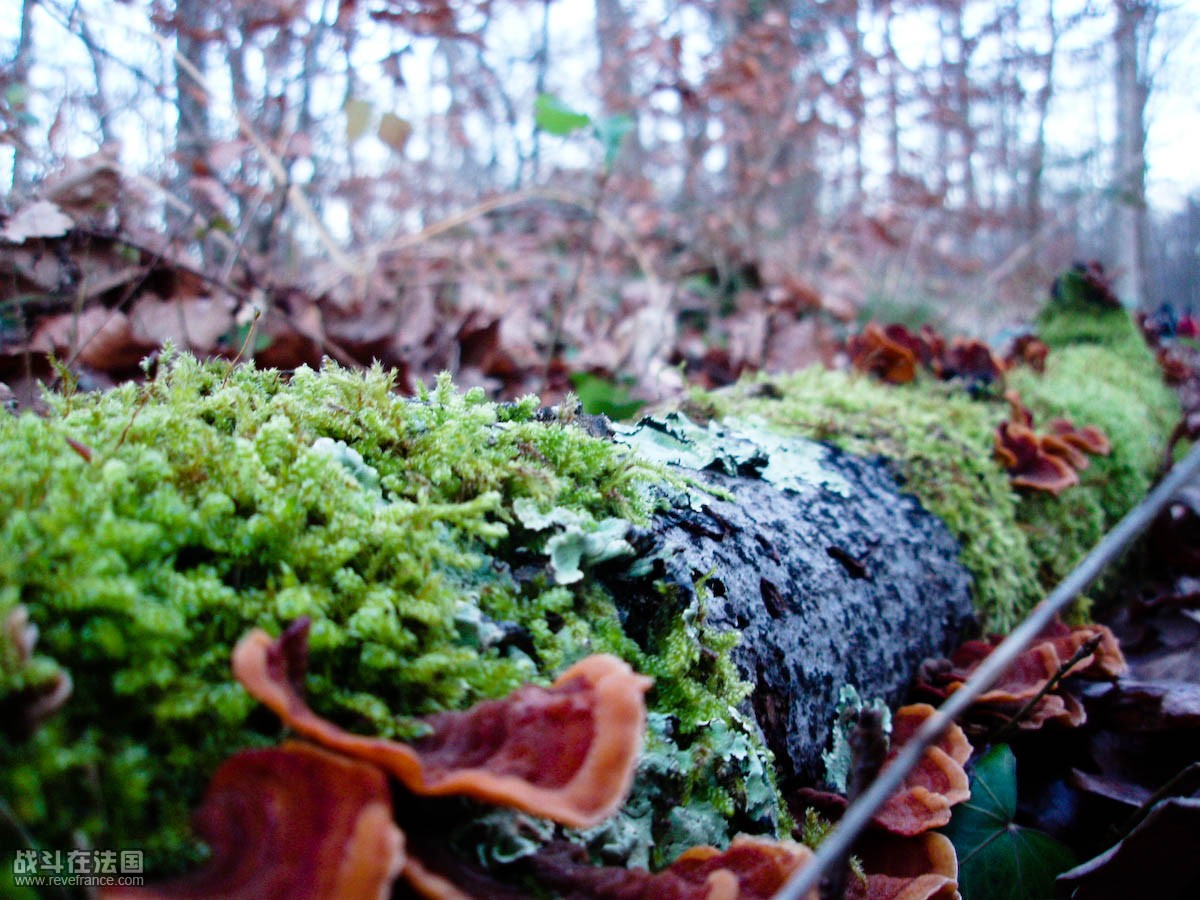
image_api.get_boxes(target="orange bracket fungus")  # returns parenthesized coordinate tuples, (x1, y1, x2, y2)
(111, 621, 840, 899)
(940, 338, 1005, 388)
(917, 620, 1126, 732)
(847, 322, 920, 384)
(872, 704, 973, 837)
(848, 321, 1005, 392)
(995, 393, 1111, 495)
(1003, 334, 1050, 374)
(994, 420, 1079, 495)
(523, 835, 818, 900)
(846, 832, 961, 900)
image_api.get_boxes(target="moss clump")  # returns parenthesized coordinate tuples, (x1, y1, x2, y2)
(693, 302, 1176, 632)
(1008, 302, 1178, 591)
(0, 352, 777, 874)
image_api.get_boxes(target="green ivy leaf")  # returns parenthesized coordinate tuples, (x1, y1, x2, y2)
(943, 744, 1075, 900)
(594, 113, 634, 169)
(534, 93, 591, 136)
(569, 372, 644, 420)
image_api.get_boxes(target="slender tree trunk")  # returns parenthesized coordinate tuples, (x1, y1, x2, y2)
(8, 0, 37, 194)
(1113, 0, 1153, 309)
(1026, 1, 1058, 235)
(883, 5, 903, 198)
(594, 0, 643, 175)
(169, 0, 214, 240)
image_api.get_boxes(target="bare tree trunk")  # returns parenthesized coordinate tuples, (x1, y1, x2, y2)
(78, 14, 115, 149)
(594, 0, 643, 175)
(882, 4, 903, 198)
(8, 0, 37, 194)
(1026, 1, 1059, 235)
(1113, 0, 1154, 309)
(169, 0, 214, 241)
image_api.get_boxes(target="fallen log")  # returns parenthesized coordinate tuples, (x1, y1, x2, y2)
(0, 290, 1180, 880)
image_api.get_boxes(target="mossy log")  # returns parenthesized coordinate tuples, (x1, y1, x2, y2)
(0, 298, 1179, 877)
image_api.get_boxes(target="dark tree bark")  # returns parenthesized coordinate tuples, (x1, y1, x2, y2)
(607, 417, 975, 786)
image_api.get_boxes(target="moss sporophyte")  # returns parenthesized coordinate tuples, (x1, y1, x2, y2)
(0, 296, 1176, 879)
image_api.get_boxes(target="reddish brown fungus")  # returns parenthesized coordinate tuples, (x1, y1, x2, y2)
(1048, 418, 1111, 457)
(917, 621, 1126, 732)
(232, 621, 651, 828)
(940, 338, 1004, 386)
(526, 835, 818, 900)
(1004, 334, 1050, 374)
(846, 832, 960, 900)
(103, 742, 404, 900)
(848, 322, 919, 384)
(994, 421, 1079, 495)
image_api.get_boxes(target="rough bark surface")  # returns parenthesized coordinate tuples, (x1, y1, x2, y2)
(609, 419, 975, 787)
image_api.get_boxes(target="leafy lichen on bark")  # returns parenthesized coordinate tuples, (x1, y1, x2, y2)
(0, 351, 780, 873)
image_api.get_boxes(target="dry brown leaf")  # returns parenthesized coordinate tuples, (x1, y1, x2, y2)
(30, 307, 153, 370)
(1, 200, 74, 243)
(128, 294, 235, 352)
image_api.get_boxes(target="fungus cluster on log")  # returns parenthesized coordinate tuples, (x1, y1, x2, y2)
(847, 322, 1008, 389)
(994, 393, 1111, 495)
(104, 620, 977, 900)
(916, 619, 1126, 734)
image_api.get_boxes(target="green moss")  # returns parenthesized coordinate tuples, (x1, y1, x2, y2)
(0, 352, 780, 874)
(693, 303, 1176, 632)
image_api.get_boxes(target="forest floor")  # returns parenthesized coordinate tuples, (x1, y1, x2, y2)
(3, 175, 1200, 899)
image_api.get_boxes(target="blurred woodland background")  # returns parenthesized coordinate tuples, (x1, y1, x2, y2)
(1, 0, 1198, 408)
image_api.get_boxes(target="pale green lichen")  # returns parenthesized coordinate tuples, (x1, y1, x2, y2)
(0, 352, 781, 874)
(822, 685, 892, 795)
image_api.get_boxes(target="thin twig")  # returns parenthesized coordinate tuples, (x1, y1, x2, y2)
(1116, 762, 1200, 840)
(773, 441, 1200, 900)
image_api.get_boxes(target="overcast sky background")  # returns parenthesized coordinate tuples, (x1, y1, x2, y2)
(2, 0, 1198, 213)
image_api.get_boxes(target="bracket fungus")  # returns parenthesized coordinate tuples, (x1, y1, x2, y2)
(872, 705, 973, 837)
(1003, 334, 1050, 374)
(104, 741, 404, 900)
(993, 393, 1111, 495)
(113, 621, 839, 899)
(916, 620, 1126, 732)
(0, 605, 72, 740)
(846, 832, 961, 900)
(232, 618, 652, 829)
(848, 322, 1006, 392)
(522, 835, 819, 900)
(848, 322, 921, 384)
(994, 420, 1079, 495)
(940, 338, 1005, 389)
